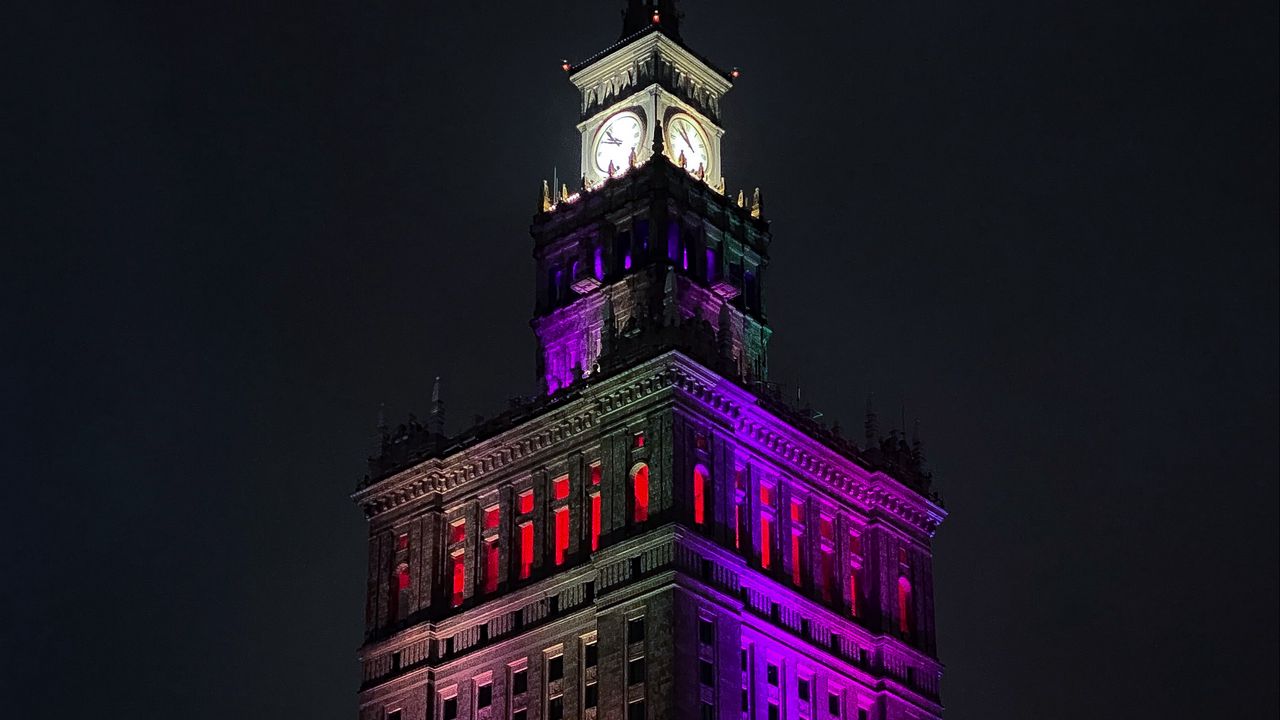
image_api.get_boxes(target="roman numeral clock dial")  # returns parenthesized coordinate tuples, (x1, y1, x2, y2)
(594, 111, 644, 175)
(666, 114, 709, 173)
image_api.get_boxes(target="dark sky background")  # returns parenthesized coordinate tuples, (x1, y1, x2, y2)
(4, 1, 1277, 718)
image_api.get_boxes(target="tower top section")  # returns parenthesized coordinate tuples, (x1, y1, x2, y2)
(566, 2, 735, 189)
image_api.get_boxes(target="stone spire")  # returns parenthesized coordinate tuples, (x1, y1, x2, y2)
(864, 393, 879, 443)
(428, 376, 445, 436)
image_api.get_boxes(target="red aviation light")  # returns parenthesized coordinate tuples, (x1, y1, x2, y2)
(652, 11, 660, 23)
(560, 59, 571, 72)
(731, 67, 742, 79)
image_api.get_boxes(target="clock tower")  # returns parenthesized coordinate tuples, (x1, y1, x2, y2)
(353, 4, 947, 720)
(572, 0, 732, 189)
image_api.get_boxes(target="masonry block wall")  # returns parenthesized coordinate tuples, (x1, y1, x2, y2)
(353, 355, 945, 720)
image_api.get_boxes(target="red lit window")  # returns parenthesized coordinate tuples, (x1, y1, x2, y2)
(554, 507, 570, 565)
(791, 532, 803, 586)
(390, 563, 410, 620)
(760, 516, 772, 569)
(850, 569, 860, 617)
(634, 432, 645, 448)
(734, 467, 745, 492)
(819, 516, 834, 542)
(519, 523, 535, 579)
(590, 462, 602, 486)
(632, 464, 650, 522)
(734, 504, 741, 548)
(820, 549, 836, 602)
(851, 533, 863, 556)
(483, 505, 500, 530)
(518, 490, 534, 515)
(695, 433, 707, 450)
(693, 465, 707, 525)
(484, 540, 500, 594)
(451, 553, 465, 607)
(590, 492, 602, 551)
(450, 520, 466, 545)
(553, 475, 570, 501)
(760, 484, 773, 507)
(898, 576, 913, 635)
(791, 500, 803, 523)
(396, 533, 409, 551)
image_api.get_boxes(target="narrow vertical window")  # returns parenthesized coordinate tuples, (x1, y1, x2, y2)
(734, 467, 746, 550)
(898, 576, 913, 636)
(850, 570, 859, 618)
(450, 552, 465, 607)
(553, 475, 570, 500)
(693, 464, 707, 525)
(554, 506, 570, 565)
(450, 519, 466, 545)
(759, 482, 775, 570)
(518, 490, 534, 514)
(760, 515, 772, 569)
(590, 491, 602, 550)
(484, 539, 500, 594)
(820, 549, 835, 602)
(519, 522, 535, 579)
(632, 463, 650, 522)
(791, 530, 803, 587)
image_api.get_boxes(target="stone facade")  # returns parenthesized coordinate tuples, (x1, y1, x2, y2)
(352, 5, 946, 719)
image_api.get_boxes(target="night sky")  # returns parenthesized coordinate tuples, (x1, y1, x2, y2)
(5, 1, 1277, 718)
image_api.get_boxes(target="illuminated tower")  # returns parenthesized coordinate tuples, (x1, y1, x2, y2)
(352, 4, 947, 720)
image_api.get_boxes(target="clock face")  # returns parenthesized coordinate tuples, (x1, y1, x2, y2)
(594, 112, 644, 175)
(667, 115, 709, 172)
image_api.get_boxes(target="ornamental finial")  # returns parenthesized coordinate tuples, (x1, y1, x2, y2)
(652, 119, 665, 155)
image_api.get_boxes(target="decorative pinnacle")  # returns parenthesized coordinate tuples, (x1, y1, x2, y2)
(428, 376, 445, 436)
(622, 0, 681, 41)
(652, 119, 665, 155)
(751, 187, 763, 218)
(539, 179, 551, 212)
(560, 183, 569, 201)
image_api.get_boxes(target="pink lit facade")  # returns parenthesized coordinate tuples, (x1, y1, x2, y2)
(353, 4, 946, 720)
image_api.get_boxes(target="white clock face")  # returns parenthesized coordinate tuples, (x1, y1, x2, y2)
(594, 112, 644, 175)
(667, 115, 709, 172)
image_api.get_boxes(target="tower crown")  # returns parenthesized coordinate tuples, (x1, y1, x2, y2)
(568, 4, 733, 189)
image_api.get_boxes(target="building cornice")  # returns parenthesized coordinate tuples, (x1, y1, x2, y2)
(354, 352, 944, 536)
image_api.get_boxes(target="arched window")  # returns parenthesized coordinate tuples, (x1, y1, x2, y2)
(897, 576, 913, 636)
(631, 463, 650, 522)
(692, 464, 708, 525)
